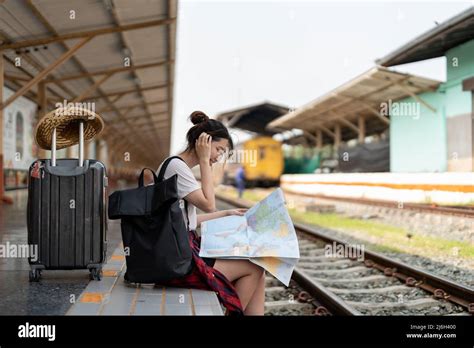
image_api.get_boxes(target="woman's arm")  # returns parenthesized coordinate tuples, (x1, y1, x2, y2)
(198, 151, 216, 212)
(196, 211, 227, 225)
(185, 133, 215, 212)
(196, 208, 248, 227)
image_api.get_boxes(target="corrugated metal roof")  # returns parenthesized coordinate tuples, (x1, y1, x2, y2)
(216, 101, 290, 136)
(0, 0, 177, 166)
(377, 7, 474, 67)
(267, 66, 441, 144)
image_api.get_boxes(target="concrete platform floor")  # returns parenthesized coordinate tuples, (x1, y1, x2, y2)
(0, 189, 223, 316)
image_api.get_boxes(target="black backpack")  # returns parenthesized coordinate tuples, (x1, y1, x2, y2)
(108, 156, 193, 283)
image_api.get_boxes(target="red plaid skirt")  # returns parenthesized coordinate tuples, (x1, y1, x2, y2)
(154, 230, 244, 316)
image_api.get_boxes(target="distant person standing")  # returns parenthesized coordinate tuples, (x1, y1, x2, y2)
(235, 166, 245, 198)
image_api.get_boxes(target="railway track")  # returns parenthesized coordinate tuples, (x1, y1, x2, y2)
(216, 193, 474, 316)
(282, 190, 474, 219)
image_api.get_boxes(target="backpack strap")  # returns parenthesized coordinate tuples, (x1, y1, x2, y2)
(157, 155, 185, 182)
(157, 156, 191, 231)
(184, 199, 190, 232)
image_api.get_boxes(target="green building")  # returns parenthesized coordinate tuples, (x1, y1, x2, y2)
(378, 8, 474, 172)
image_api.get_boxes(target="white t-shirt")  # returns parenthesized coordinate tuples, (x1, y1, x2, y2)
(156, 157, 201, 231)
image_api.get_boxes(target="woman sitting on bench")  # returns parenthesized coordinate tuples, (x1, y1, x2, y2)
(155, 111, 265, 316)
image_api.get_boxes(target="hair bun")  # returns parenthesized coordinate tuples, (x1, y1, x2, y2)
(190, 111, 209, 125)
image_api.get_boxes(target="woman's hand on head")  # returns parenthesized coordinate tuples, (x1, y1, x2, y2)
(225, 208, 248, 216)
(195, 132, 212, 163)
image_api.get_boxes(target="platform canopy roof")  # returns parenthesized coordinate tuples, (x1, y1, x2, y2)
(0, 0, 177, 166)
(267, 66, 441, 145)
(377, 7, 474, 67)
(216, 101, 290, 136)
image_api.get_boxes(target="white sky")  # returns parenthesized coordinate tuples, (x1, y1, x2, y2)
(170, 0, 474, 153)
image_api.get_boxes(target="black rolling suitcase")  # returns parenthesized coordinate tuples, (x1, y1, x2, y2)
(27, 122, 107, 282)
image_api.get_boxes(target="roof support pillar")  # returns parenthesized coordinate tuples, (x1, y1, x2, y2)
(462, 78, 474, 171)
(0, 52, 4, 201)
(316, 129, 323, 149)
(472, 92, 474, 172)
(358, 115, 365, 143)
(37, 81, 48, 159)
(96, 139, 109, 169)
(334, 123, 341, 150)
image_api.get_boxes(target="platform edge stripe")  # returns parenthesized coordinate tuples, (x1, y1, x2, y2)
(98, 287, 138, 315)
(189, 288, 196, 315)
(128, 286, 141, 315)
(161, 287, 166, 315)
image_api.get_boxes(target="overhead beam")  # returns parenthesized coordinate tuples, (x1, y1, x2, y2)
(318, 125, 335, 138)
(129, 121, 169, 129)
(128, 111, 169, 120)
(136, 128, 171, 135)
(5, 74, 30, 82)
(356, 100, 390, 125)
(3, 55, 66, 109)
(300, 130, 318, 146)
(124, 120, 169, 129)
(324, 110, 360, 133)
(108, 92, 127, 105)
(394, 82, 437, 113)
(59, 83, 167, 103)
(43, 60, 171, 83)
(0, 26, 76, 103)
(71, 72, 114, 103)
(0, 36, 93, 110)
(337, 117, 359, 133)
(98, 100, 168, 113)
(121, 105, 138, 116)
(0, 18, 176, 50)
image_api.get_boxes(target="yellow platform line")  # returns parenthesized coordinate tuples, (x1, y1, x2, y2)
(79, 292, 104, 304)
(161, 287, 166, 315)
(129, 287, 141, 315)
(189, 289, 196, 315)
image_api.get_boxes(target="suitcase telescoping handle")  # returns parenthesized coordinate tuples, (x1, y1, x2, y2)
(51, 121, 84, 167)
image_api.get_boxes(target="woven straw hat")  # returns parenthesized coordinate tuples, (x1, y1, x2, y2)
(35, 107, 104, 150)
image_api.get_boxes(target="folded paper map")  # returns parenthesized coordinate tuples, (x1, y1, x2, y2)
(199, 188, 300, 286)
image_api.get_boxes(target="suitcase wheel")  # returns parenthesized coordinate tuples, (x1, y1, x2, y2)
(29, 269, 41, 282)
(89, 268, 102, 281)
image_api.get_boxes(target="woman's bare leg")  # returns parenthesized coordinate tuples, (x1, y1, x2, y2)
(243, 270, 265, 315)
(213, 259, 264, 312)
